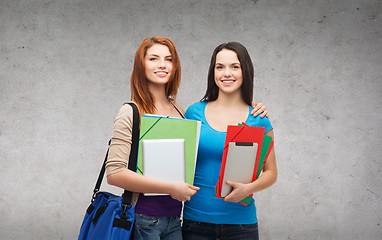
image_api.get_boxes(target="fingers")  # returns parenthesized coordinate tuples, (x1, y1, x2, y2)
(188, 185, 200, 191)
(181, 189, 197, 201)
(250, 102, 261, 117)
(223, 193, 237, 203)
(252, 106, 268, 118)
(181, 195, 192, 202)
(254, 102, 263, 111)
(223, 181, 238, 202)
(259, 107, 268, 118)
(186, 185, 199, 199)
(251, 102, 269, 118)
(224, 181, 248, 202)
(226, 180, 235, 187)
(173, 193, 192, 202)
(251, 101, 260, 110)
(170, 183, 199, 202)
(183, 185, 199, 201)
(250, 109, 259, 117)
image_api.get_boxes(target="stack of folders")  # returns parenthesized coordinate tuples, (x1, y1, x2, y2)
(137, 115, 201, 195)
(216, 123, 274, 206)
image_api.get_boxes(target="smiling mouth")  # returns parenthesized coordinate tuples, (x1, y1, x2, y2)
(221, 79, 235, 83)
(155, 71, 168, 77)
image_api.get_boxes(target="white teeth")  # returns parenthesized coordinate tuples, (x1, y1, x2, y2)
(222, 80, 234, 83)
(156, 72, 167, 76)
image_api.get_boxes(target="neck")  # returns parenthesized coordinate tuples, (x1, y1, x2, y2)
(148, 83, 168, 104)
(213, 90, 247, 109)
(148, 83, 175, 115)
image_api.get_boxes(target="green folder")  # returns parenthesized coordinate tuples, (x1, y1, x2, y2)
(138, 115, 201, 185)
(256, 134, 273, 179)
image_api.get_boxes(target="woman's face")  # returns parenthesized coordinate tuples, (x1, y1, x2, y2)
(144, 44, 173, 87)
(214, 49, 243, 95)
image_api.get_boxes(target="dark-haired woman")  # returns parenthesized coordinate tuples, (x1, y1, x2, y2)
(182, 42, 277, 240)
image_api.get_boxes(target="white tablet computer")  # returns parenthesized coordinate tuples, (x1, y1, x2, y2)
(221, 142, 258, 197)
(142, 139, 185, 194)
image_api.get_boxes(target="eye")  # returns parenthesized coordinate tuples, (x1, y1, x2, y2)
(216, 65, 223, 70)
(166, 58, 172, 62)
(233, 65, 240, 69)
(149, 57, 157, 61)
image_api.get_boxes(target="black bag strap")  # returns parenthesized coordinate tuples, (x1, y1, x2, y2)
(122, 102, 140, 207)
(92, 102, 140, 207)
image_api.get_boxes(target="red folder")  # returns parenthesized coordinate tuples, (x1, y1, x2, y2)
(215, 124, 266, 199)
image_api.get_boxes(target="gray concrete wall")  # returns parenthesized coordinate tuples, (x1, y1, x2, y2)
(0, 0, 381, 239)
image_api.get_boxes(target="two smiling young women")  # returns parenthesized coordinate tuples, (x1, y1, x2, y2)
(105, 36, 277, 240)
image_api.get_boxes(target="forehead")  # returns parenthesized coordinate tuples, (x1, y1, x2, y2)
(216, 49, 239, 64)
(146, 44, 171, 56)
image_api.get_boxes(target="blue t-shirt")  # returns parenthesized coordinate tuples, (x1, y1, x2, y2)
(183, 101, 273, 224)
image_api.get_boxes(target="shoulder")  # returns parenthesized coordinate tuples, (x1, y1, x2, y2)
(185, 101, 206, 119)
(186, 101, 206, 113)
(118, 103, 134, 118)
(172, 100, 186, 115)
(247, 107, 273, 132)
(114, 103, 135, 127)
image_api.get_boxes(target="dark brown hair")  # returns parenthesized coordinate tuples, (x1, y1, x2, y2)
(201, 42, 254, 105)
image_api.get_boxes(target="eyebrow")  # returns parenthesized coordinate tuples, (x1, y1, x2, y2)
(146, 54, 172, 58)
(215, 62, 240, 65)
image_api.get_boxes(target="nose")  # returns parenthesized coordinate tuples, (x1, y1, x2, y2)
(158, 59, 166, 69)
(224, 68, 232, 77)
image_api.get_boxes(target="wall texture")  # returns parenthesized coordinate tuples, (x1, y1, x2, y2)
(0, 0, 381, 239)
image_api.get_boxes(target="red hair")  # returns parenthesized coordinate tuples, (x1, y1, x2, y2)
(130, 36, 181, 114)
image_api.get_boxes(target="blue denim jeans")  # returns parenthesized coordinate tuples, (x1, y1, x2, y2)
(182, 219, 259, 240)
(133, 213, 182, 240)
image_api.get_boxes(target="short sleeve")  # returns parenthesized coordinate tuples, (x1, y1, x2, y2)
(185, 101, 204, 121)
(247, 107, 273, 133)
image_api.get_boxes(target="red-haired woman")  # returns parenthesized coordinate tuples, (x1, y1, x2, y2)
(105, 36, 268, 240)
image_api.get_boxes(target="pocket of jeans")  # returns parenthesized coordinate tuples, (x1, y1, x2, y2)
(135, 214, 160, 229)
(239, 223, 258, 231)
(181, 219, 196, 231)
